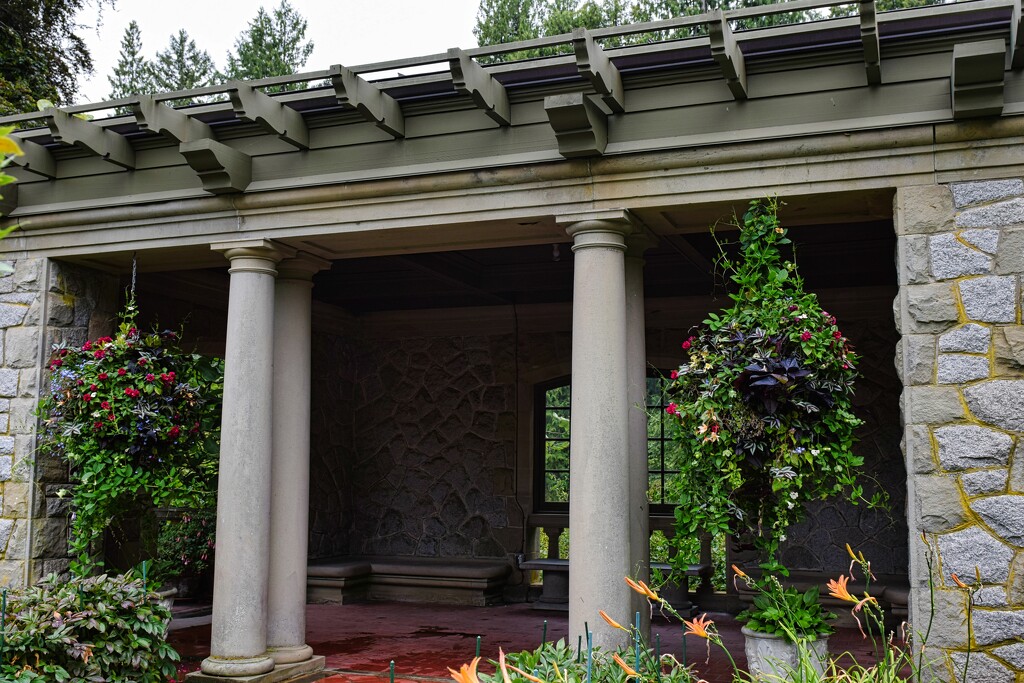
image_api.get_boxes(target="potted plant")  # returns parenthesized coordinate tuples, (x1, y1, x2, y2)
(38, 296, 224, 579)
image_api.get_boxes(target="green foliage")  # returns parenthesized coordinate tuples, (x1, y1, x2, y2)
(155, 508, 216, 582)
(152, 30, 217, 98)
(663, 198, 873, 556)
(222, 0, 314, 87)
(735, 575, 835, 642)
(37, 298, 224, 578)
(0, 0, 113, 114)
(107, 20, 155, 101)
(0, 572, 180, 683)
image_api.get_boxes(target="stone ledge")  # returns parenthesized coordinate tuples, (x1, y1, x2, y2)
(187, 656, 325, 683)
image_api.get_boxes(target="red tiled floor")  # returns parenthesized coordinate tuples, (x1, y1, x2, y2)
(169, 602, 885, 683)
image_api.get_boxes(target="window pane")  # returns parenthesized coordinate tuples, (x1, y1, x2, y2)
(647, 441, 662, 471)
(663, 472, 683, 504)
(545, 409, 571, 439)
(647, 412, 663, 438)
(646, 376, 659, 400)
(545, 440, 570, 471)
(647, 474, 663, 505)
(546, 385, 570, 408)
(545, 472, 569, 503)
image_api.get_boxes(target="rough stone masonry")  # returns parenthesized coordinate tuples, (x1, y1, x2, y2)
(897, 180, 1024, 682)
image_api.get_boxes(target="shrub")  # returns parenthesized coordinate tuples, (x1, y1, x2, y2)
(0, 572, 180, 682)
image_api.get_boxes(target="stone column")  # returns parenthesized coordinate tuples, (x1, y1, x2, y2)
(625, 234, 652, 633)
(267, 253, 329, 666)
(559, 211, 634, 650)
(202, 240, 288, 678)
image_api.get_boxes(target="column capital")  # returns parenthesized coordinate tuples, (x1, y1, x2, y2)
(557, 209, 641, 252)
(277, 251, 332, 282)
(211, 239, 295, 276)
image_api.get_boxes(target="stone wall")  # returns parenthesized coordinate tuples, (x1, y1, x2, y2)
(0, 259, 116, 587)
(896, 181, 1024, 681)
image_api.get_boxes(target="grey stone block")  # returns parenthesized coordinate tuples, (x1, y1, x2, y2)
(971, 495, 1024, 546)
(958, 276, 1017, 323)
(972, 609, 1024, 646)
(961, 228, 1001, 253)
(939, 323, 991, 353)
(930, 233, 992, 279)
(30, 518, 67, 559)
(897, 234, 932, 285)
(905, 386, 965, 424)
(937, 353, 989, 383)
(935, 425, 1013, 470)
(965, 380, 1024, 430)
(895, 185, 955, 235)
(947, 651, 1014, 682)
(13, 259, 41, 291)
(3, 327, 39, 368)
(0, 455, 11, 482)
(952, 179, 1024, 208)
(0, 437, 13, 455)
(992, 642, 1024, 668)
(996, 326, 1024, 368)
(937, 526, 1013, 584)
(0, 561, 23, 587)
(0, 303, 27, 329)
(917, 587, 972, 648)
(996, 228, 1024, 274)
(0, 369, 17, 397)
(974, 586, 1009, 607)
(915, 475, 968, 532)
(1011, 552, 1024, 604)
(957, 197, 1024, 228)
(906, 283, 959, 327)
(961, 469, 1008, 496)
(0, 518, 12, 553)
(1011, 459, 1024, 494)
(905, 424, 937, 474)
(897, 335, 935, 385)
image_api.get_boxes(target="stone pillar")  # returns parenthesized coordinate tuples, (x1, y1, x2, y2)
(202, 240, 287, 678)
(559, 211, 634, 650)
(895, 180, 1024, 682)
(625, 234, 652, 633)
(267, 253, 329, 666)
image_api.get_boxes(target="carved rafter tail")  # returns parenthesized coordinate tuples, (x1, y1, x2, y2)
(951, 40, 1007, 119)
(46, 108, 135, 169)
(9, 137, 57, 180)
(709, 11, 747, 101)
(571, 28, 625, 115)
(448, 48, 511, 127)
(179, 138, 252, 194)
(227, 82, 309, 150)
(133, 96, 213, 143)
(329, 65, 405, 139)
(545, 92, 607, 158)
(860, 0, 881, 85)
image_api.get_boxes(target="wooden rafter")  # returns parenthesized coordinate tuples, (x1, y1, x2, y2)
(709, 10, 747, 101)
(572, 28, 624, 114)
(9, 137, 57, 179)
(46, 108, 135, 169)
(951, 39, 1006, 119)
(329, 65, 405, 139)
(448, 48, 511, 126)
(133, 96, 213, 143)
(227, 82, 309, 150)
(860, 0, 881, 85)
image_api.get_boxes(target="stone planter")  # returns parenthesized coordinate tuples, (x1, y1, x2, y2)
(154, 585, 178, 612)
(742, 626, 829, 680)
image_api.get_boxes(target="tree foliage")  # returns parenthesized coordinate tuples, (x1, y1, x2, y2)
(0, 0, 113, 115)
(107, 20, 154, 101)
(152, 29, 216, 96)
(222, 0, 314, 85)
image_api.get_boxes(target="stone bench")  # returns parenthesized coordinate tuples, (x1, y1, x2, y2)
(519, 557, 710, 612)
(307, 556, 511, 607)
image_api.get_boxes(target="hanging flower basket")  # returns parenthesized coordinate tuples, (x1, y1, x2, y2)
(663, 199, 877, 555)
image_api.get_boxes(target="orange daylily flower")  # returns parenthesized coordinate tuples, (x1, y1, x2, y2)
(599, 609, 627, 631)
(731, 564, 747, 579)
(508, 664, 545, 683)
(612, 653, 639, 678)
(625, 576, 660, 601)
(951, 573, 968, 589)
(449, 657, 481, 683)
(498, 649, 513, 683)
(826, 574, 857, 603)
(683, 613, 714, 639)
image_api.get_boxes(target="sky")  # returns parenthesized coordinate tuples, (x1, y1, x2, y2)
(74, 0, 482, 104)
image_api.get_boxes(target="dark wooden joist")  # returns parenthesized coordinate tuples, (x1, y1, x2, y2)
(448, 48, 511, 126)
(46, 108, 135, 169)
(572, 28, 625, 114)
(227, 82, 309, 150)
(329, 65, 405, 139)
(709, 10, 747, 101)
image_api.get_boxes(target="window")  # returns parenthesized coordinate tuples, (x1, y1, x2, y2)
(534, 373, 681, 513)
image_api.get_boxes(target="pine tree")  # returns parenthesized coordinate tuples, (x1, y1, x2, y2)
(152, 30, 217, 96)
(222, 0, 314, 86)
(107, 20, 154, 101)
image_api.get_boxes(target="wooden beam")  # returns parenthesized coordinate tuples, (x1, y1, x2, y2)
(860, 0, 881, 85)
(709, 11, 747, 101)
(545, 92, 607, 158)
(226, 82, 309, 150)
(951, 40, 1006, 119)
(329, 65, 405, 139)
(448, 48, 511, 126)
(133, 96, 213, 143)
(9, 137, 57, 179)
(572, 28, 625, 114)
(46, 108, 135, 169)
(179, 139, 252, 194)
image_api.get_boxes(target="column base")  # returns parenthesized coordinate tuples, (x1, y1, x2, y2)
(189, 656, 325, 683)
(268, 643, 314, 664)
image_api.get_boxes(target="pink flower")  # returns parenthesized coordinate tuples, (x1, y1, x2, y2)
(665, 403, 678, 415)
(117, 368, 126, 376)
(145, 373, 155, 382)
(800, 331, 812, 341)
(124, 388, 140, 398)
(93, 349, 105, 359)
(97, 372, 108, 380)
(100, 401, 110, 410)
(833, 330, 843, 340)
(82, 341, 92, 351)
(670, 370, 679, 380)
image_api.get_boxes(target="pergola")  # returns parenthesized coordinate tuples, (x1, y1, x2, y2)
(3, 1, 1023, 681)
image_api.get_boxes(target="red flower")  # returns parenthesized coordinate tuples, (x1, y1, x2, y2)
(168, 425, 181, 439)
(665, 403, 678, 415)
(89, 384, 97, 391)
(59, 349, 68, 357)
(76, 379, 84, 386)
(93, 421, 103, 429)
(107, 412, 116, 421)
(670, 370, 679, 380)
(681, 340, 691, 350)
(833, 330, 843, 339)
(93, 349, 105, 359)
(82, 341, 92, 351)
(97, 372, 108, 380)
(800, 331, 812, 341)
(145, 373, 155, 382)
(50, 359, 63, 369)
(138, 358, 147, 366)
(789, 305, 798, 311)
(129, 327, 138, 336)
(117, 368, 126, 376)
(100, 401, 110, 410)
(124, 388, 140, 398)
(82, 393, 92, 401)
